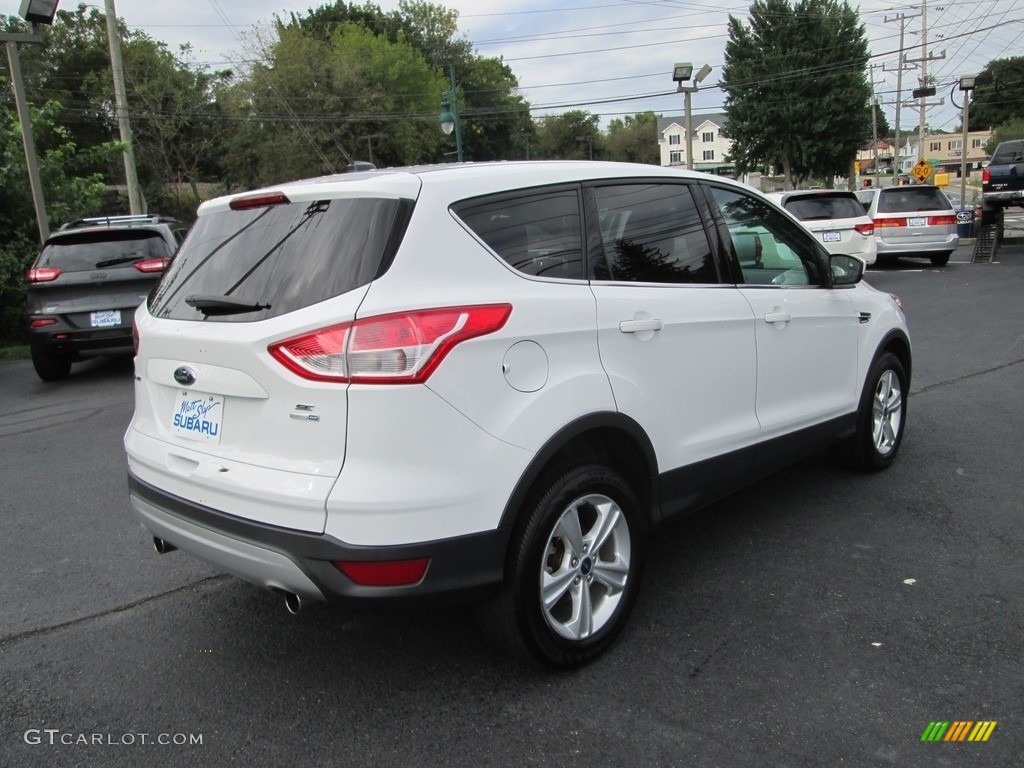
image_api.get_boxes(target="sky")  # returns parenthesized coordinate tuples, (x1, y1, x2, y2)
(21, 0, 1024, 132)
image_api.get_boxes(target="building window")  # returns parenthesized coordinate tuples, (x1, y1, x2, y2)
(702, 131, 715, 143)
(929, 141, 941, 151)
(972, 138, 984, 148)
(670, 151, 682, 164)
(702, 150, 715, 161)
(948, 139, 963, 151)
(669, 134, 681, 145)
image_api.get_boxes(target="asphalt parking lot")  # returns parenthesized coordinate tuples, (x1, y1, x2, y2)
(1, 240, 1021, 767)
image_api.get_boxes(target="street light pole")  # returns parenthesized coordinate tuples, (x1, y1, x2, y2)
(438, 64, 463, 163)
(958, 76, 976, 212)
(673, 62, 711, 171)
(4, 36, 49, 243)
(103, 0, 144, 214)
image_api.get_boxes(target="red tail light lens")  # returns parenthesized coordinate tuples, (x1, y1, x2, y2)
(269, 304, 513, 384)
(134, 257, 171, 273)
(229, 192, 290, 211)
(854, 222, 875, 236)
(334, 558, 430, 587)
(982, 168, 990, 184)
(30, 318, 57, 328)
(873, 218, 906, 228)
(928, 215, 957, 226)
(27, 267, 61, 283)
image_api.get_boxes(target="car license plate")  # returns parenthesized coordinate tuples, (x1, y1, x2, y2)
(90, 310, 121, 328)
(171, 391, 224, 444)
(908, 217, 927, 227)
(822, 231, 841, 243)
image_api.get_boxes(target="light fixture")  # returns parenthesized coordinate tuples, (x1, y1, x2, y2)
(672, 62, 693, 83)
(19, 0, 60, 25)
(959, 75, 976, 92)
(438, 94, 455, 136)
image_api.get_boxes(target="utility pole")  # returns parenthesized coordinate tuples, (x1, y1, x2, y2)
(904, 1, 946, 166)
(885, 11, 919, 183)
(104, 0, 144, 214)
(868, 63, 884, 178)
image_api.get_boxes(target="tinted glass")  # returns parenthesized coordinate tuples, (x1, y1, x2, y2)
(783, 194, 865, 221)
(710, 186, 821, 286)
(877, 188, 953, 213)
(37, 231, 170, 271)
(150, 198, 403, 322)
(454, 190, 583, 279)
(592, 184, 716, 284)
(990, 141, 1024, 164)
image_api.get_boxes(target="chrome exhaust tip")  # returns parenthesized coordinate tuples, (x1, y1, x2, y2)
(153, 537, 177, 554)
(284, 592, 302, 615)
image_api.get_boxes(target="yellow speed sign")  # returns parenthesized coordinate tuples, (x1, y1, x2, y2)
(912, 159, 933, 183)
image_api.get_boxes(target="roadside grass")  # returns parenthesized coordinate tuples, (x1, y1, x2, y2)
(0, 345, 29, 361)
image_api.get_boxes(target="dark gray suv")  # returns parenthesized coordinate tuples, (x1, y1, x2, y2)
(25, 215, 188, 381)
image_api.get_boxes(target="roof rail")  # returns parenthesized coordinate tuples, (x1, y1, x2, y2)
(59, 214, 180, 231)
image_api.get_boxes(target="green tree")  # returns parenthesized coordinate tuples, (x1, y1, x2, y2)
(605, 112, 659, 164)
(0, 103, 121, 341)
(534, 110, 601, 159)
(984, 118, 1024, 155)
(721, 0, 871, 186)
(969, 57, 1024, 132)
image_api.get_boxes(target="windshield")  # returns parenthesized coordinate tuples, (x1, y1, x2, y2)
(149, 197, 408, 322)
(991, 141, 1024, 164)
(783, 194, 865, 221)
(877, 188, 952, 213)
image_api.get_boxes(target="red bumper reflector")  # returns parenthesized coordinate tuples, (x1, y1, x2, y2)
(30, 318, 58, 328)
(334, 558, 430, 587)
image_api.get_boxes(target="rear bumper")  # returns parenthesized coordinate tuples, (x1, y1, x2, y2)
(27, 321, 132, 356)
(876, 234, 958, 256)
(127, 472, 510, 606)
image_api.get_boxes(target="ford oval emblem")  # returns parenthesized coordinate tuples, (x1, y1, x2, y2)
(174, 366, 197, 386)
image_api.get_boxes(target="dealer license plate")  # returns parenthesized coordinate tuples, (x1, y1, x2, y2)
(90, 310, 121, 328)
(822, 231, 841, 243)
(171, 391, 224, 444)
(908, 217, 927, 227)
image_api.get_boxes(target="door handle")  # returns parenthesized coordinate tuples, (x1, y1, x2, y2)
(764, 312, 791, 324)
(619, 318, 664, 333)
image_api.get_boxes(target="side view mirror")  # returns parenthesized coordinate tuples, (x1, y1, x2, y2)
(831, 254, 865, 286)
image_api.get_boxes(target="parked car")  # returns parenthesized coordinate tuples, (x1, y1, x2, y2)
(25, 214, 188, 381)
(125, 162, 911, 668)
(856, 185, 958, 266)
(767, 189, 876, 265)
(981, 139, 1024, 224)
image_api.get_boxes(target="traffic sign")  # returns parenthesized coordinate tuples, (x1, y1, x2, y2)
(911, 159, 933, 184)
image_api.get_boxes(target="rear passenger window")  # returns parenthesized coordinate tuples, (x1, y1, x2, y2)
(454, 189, 583, 279)
(591, 184, 716, 283)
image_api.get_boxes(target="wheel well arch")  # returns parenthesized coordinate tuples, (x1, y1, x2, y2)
(877, 329, 912, 387)
(497, 413, 659, 534)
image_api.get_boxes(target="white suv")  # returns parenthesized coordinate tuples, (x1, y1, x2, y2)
(125, 162, 911, 668)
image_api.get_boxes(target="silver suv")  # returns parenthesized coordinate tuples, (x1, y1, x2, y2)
(125, 163, 911, 667)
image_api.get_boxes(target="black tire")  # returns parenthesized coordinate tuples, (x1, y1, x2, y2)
(477, 464, 646, 668)
(833, 352, 907, 472)
(30, 344, 72, 382)
(930, 252, 951, 266)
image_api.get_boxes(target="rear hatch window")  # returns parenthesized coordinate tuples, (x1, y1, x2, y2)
(877, 188, 952, 213)
(783, 194, 865, 221)
(150, 197, 410, 322)
(38, 230, 170, 271)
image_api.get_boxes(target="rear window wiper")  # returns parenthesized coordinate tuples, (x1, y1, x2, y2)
(95, 256, 144, 268)
(185, 295, 271, 316)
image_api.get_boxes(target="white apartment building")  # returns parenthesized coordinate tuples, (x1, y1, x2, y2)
(657, 113, 735, 174)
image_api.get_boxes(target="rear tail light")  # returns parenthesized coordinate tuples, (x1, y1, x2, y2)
(334, 558, 430, 587)
(873, 218, 906, 228)
(229, 192, 290, 211)
(928, 215, 957, 226)
(854, 222, 875, 236)
(27, 267, 61, 283)
(134, 257, 172, 273)
(982, 168, 990, 184)
(30, 318, 57, 328)
(269, 304, 512, 384)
